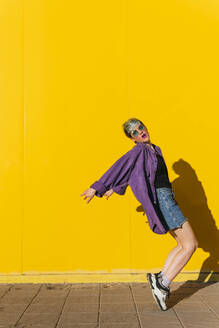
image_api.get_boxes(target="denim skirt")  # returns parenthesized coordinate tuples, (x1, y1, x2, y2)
(155, 187, 188, 231)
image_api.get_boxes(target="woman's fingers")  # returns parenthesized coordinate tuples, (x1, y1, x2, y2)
(86, 195, 94, 204)
(80, 188, 96, 203)
(80, 190, 88, 197)
(104, 188, 114, 199)
(81, 187, 114, 203)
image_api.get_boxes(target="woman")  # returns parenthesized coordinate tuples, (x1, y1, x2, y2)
(80, 118, 198, 311)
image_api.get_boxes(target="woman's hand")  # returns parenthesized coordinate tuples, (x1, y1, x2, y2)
(80, 187, 96, 204)
(103, 188, 114, 199)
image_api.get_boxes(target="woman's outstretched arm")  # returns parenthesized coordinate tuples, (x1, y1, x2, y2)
(80, 147, 141, 204)
(80, 152, 130, 203)
(89, 150, 133, 197)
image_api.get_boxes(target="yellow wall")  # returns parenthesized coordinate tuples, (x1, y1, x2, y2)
(0, 0, 219, 282)
(0, 0, 23, 274)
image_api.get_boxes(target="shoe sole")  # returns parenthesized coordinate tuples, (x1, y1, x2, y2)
(147, 273, 168, 311)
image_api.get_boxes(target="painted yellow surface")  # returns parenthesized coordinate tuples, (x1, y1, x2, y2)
(0, 0, 23, 273)
(0, 0, 219, 282)
(0, 272, 218, 284)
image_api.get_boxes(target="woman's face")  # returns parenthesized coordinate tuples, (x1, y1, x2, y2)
(130, 123, 150, 143)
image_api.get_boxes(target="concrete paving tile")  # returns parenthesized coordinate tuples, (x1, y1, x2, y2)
(38, 291, 68, 296)
(0, 291, 11, 300)
(172, 301, 211, 312)
(101, 283, 130, 289)
(15, 325, 56, 328)
(170, 282, 207, 289)
(132, 293, 155, 302)
(209, 282, 219, 287)
(0, 282, 217, 328)
(168, 291, 201, 301)
(100, 284, 130, 294)
(175, 311, 219, 324)
(168, 292, 203, 303)
(196, 286, 219, 295)
(202, 301, 219, 314)
(3, 288, 39, 297)
(69, 289, 99, 296)
(181, 324, 219, 328)
(62, 303, 99, 313)
(0, 296, 32, 305)
(101, 289, 131, 295)
(32, 297, 65, 305)
(0, 312, 21, 325)
(141, 322, 182, 328)
(172, 281, 210, 288)
(25, 302, 63, 313)
(166, 296, 206, 309)
(139, 312, 180, 327)
(5, 290, 38, 297)
(132, 291, 152, 298)
(139, 310, 178, 319)
(130, 283, 147, 288)
(131, 287, 151, 295)
(11, 284, 40, 292)
(0, 284, 12, 289)
(0, 325, 54, 328)
(37, 291, 69, 298)
(41, 283, 72, 290)
(100, 283, 130, 290)
(170, 287, 201, 295)
(136, 301, 175, 313)
(140, 319, 180, 327)
(2, 295, 37, 304)
(99, 312, 139, 323)
(100, 303, 136, 313)
(40, 283, 71, 292)
(16, 324, 56, 328)
(71, 283, 99, 289)
(57, 324, 98, 328)
(130, 282, 146, 287)
(131, 285, 151, 292)
(58, 312, 98, 324)
(100, 294, 133, 304)
(18, 313, 59, 326)
(199, 295, 219, 302)
(100, 324, 140, 328)
(33, 293, 67, 301)
(0, 303, 27, 313)
(169, 289, 201, 301)
(67, 296, 99, 303)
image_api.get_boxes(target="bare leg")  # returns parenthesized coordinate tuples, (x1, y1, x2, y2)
(164, 221, 198, 281)
(161, 242, 182, 275)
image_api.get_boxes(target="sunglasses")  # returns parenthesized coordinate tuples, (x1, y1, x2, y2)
(131, 124, 146, 137)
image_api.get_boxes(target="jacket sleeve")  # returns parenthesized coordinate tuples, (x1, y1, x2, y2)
(90, 148, 139, 197)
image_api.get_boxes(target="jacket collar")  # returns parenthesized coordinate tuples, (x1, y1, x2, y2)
(134, 142, 162, 157)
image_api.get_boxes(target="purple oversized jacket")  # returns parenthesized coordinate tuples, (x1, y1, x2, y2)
(90, 142, 171, 234)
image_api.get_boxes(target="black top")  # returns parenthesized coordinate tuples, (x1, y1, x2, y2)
(153, 149, 172, 189)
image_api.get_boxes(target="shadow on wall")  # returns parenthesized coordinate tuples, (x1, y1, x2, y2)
(137, 158, 219, 281)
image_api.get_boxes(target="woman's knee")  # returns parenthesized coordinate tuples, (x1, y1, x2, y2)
(173, 221, 198, 252)
(183, 240, 198, 254)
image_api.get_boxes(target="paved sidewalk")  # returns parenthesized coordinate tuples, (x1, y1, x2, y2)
(0, 280, 218, 327)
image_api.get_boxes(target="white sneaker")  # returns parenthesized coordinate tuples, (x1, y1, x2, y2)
(151, 271, 162, 281)
(147, 273, 170, 311)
